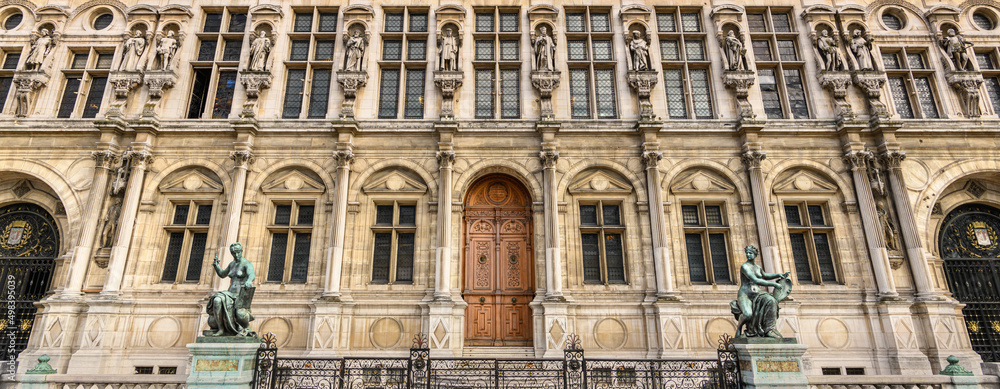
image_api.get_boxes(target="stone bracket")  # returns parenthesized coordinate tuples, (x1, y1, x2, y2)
(945, 71, 984, 118)
(336, 71, 369, 119)
(851, 71, 889, 120)
(530, 70, 561, 121)
(817, 71, 854, 121)
(107, 71, 144, 117)
(722, 70, 756, 120)
(626, 70, 659, 121)
(142, 70, 178, 117)
(11, 70, 50, 118)
(238, 70, 273, 119)
(433, 71, 463, 121)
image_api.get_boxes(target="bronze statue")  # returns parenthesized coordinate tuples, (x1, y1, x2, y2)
(204, 242, 257, 337)
(731, 245, 792, 338)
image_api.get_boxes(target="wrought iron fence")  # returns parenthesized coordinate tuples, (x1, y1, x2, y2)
(253, 333, 741, 389)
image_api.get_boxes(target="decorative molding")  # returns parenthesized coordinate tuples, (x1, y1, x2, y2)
(436, 151, 455, 168)
(539, 150, 559, 169)
(68, 0, 127, 20)
(229, 150, 256, 169)
(741, 150, 766, 170)
(843, 150, 875, 170)
(641, 150, 662, 168)
(879, 150, 906, 169)
(335, 150, 355, 168)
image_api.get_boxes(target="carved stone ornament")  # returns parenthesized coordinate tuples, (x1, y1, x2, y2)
(626, 71, 659, 121)
(530, 71, 561, 121)
(142, 71, 178, 117)
(238, 71, 273, 118)
(722, 70, 757, 120)
(851, 71, 889, 119)
(229, 150, 256, 168)
(10, 71, 49, 118)
(641, 150, 663, 167)
(91, 149, 122, 170)
(945, 71, 984, 118)
(106, 71, 144, 117)
(335, 150, 355, 167)
(336, 71, 369, 119)
(741, 150, 766, 170)
(539, 150, 559, 169)
(879, 150, 906, 169)
(817, 71, 854, 120)
(125, 149, 154, 170)
(842, 150, 874, 171)
(436, 150, 456, 167)
(433, 71, 463, 120)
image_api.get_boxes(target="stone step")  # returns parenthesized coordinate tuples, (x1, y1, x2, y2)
(461, 347, 536, 359)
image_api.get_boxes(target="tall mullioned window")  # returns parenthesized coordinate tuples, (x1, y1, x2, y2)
(977, 49, 1000, 115)
(566, 7, 617, 119)
(784, 203, 838, 284)
(747, 8, 809, 119)
(58, 48, 112, 118)
(283, 7, 338, 119)
(378, 8, 427, 119)
(656, 7, 713, 119)
(882, 49, 939, 119)
(0, 50, 18, 113)
(473, 7, 521, 119)
(371, 202, 416, 284)
(162, 201, 213, 283)
(682, 203, 731, 284)
(188, 8, 246, 119)
(266, 201, 313, 284)
(580, 202, 626, 284)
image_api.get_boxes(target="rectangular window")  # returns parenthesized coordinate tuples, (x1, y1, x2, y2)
(658, 8, 714, 119)
(283, 69, 306, 118)
(664, 69, 686, 119)
(370, 201, 417, 284)
(785, 203, 839, 284)
(884, 48, 941, 119)
(378, 69, 400, 119)
(913, 77, 938, 118)
(212, 71, 237, 119)
(197, 40, 217, 61)
(783, 69, 809, 118)
(403, 68, 424, 119)
(1, 53, 18, 69)
(888, 77, 913, 119)
(660, 40, 679, 61)
(204, 13, 223, 32)
(691, 69, 713, 119)
(267, 202, 314, 284)
(308, 70, 331, 118)
(566, 13, 586, 32)
(285, 9, 338, 119)
(568, 40, 588, 61)
(681, 13, 701, 32)
(759, 68, 783, 118)
(228, 13, 247, 33)
(475, 40, 494, 61)
(592, 40, 612, 61)
(589, 13, 610, 32)
(579, 202, 627, 284)
(319, 13, 338, 32)
(408, 13, 427, 32)
(475, 7, 522, 120)
(476, 13, 494, 32)
(657, 13, 676, 32)
(499, 13, 518, 32)
(570, 69, 590, 118)
(499, 40, 518, 61)
(0, 77, 11, 111)
(475, 68, 495, 119)
(184, 232, 208, 282)
(594, 68, 617, 119)
(57, 78, 81, 118)
(81, 76, 107, 118)
(162, 232, 185, 282)
(222, 39, 242, 61)
(383, 40, 402, 61)
(294, 12, 312, 32)
(682, 203, 731, 284)
(985, 77, 1000, 115)
(385, 13, 404, 32)
(749, 8, 808, 119)
(162, 201, 213, 283)
(500, 68, 519, 119)
(407, 40, 426, 61)
(290, 40, 310, 61)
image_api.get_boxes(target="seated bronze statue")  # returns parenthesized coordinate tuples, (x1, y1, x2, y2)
(204, 242, 257, 337)
(730, 245, 792, 338)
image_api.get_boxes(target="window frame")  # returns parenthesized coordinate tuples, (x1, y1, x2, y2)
(780, 201, 841, 285)
(880, 47, 941, 119)
(161, 199, 216, 284)
(58, 47, 112, 118)
(655, 7, 715, 119)
(577, 199, 628, 285)
(377, 7, 428, 119)
(680, 201, 733, 285)
(978, 48, 1000, 116)
(282, 7, 338, 119)
(746, 7, 811, 119)
(472, 7, 522, 119)
(264, 200, 316, 284)
(369, 199, 419, 285)
(565, 6, 618, 119)
(188, 7, 248, 119)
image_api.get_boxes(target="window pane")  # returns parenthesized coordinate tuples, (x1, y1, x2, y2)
(685, 234, 707, 283)
(57, 78, 81, 118)
(398, 205, 416, 225)
(96, 54, 114, 69)
(913, 77, 938, 118)
(187, 69, 212, 118)
(475, 40, 494, 61)
(383, 40, 402, 61)
(789, 233, 813, 282)
(195, 204, 213, 225)
(685, 40, 704, 61)
(807, 205, 825, 226)
(776, 40, 797, 61)
(476, 13, 494, 32)
(985, 77, 1000, 115)
(570, 69, 590, 118)
(297, 205, 315, 225)
(595, 69, 617, 119)
(691, 69, 713, 119)
(568, 40, 588, 61)
(282, 69, 305, 118)
(0, 77, 12, 112)
(222, 39, 242, 61)
(660, 40, 679, 61)
(602, 204, 620, 226)
(319, 13, 338, 32)
(974, 13, 995, 30)
(581, 233, 601, 283)
(500, 68, 520, 119)
(71, 53, 88, 69)
(605, 234, 625, 283)
(404, 68, 425, 119)
(566, 13, 585, 32)
(681, 13, 701, 32)
(274, 204, 292, 225)
(395, 233, 414, 282)
(906, 53, 925, 69)
(580, 205, 598, 225)
(2, 53, 19, 69)
(308, 69, 330, 118)
(385, 13, 403, 32)
(212, 71, 238, 119)
(371, 233, 392, 283)
(888, 77, 913, 119)
(590, 13, 610, 32)
(814, 233, 837, 282)
(290, 233, 311, 283)
(378, 68, 400, 118)
(197, 40, 216, 61)
(882, 14, 902, 30)
(771, 13, 791, 32)
(409, 13, 427, 32)
(294, 12, 313, 32)
(204, 13, 222, 32)
(681, 205, 699, 225)
(185, 232, 208, 282)
(499, 13, 518, 32)
(592, 40, 612, 61)
(376, 205, 394, 225)
(475, 68, 495, 119)
(784, 68, 809, 119)
(657, 13, 676, 32)
(161, 232, 185, 282)
(499, 40, 518, 61)
(784, 205, 801, 226)
(173, 204, 190, 225)
(315, 40, 335, 61)
(228, 13, 247, 33)
(704, 206, 723, 226)
(978, 52, 994, 70)
(289, 40, 309, 61)
(759, 68, 783, 118)
(748, 14, 767, 32)
(882, 53, 901, 69)
(408, 40, 426, 61)
(664, 69, 686, 119)
(81, 76, 107, 118)
(752, 40, 772, 61)
(709, 233, 730, 283)
(267, 233, 288, 282)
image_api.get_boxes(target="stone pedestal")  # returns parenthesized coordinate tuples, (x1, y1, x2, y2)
(530, 71, 560, 121)
(851, 71, 888, 119)
(626, 70, 659, 120)
(817, 71, 854, 120)
(107, 71, 143, 117)
(433, 71, 463, 120)
(733, 338, 809, 389)
(238, 70, 273, 118)
(945, 71, 984, 118)
(186, 337, 260, 389)
(722, 70, 757, 120)
(336, 70, 369, 119)
(142, 70, 177, 117)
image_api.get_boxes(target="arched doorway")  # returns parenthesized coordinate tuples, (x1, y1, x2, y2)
(940, 203, 1000, 362)
(0, 203, 58, 361)
(463, 174, 534, 347)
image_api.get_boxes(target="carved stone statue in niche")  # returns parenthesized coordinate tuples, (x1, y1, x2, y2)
(13, 82, 31, 117)
(724, 30, 746, 71)
(939, 28, 974, 71)
(437, 27, 460, 71)
(118, 30, 150, 72)
(24, 28, 58, 72)
(248, 31, 273, 72)
(813, 29, 844, 71)
(532, 25, 556, 71)
(100, 196, 123, 248)
(876, 200, 899, 251)
(848, 29, 875, 71)
(343, 29, 368, 72)
(626, 30, 650, 71)
(150, 30, 181, 71)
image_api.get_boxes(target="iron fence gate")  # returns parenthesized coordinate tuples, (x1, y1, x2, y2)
(253, 334, 741, 389)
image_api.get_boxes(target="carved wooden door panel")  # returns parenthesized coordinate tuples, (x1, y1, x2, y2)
(464, 175, 534, 346)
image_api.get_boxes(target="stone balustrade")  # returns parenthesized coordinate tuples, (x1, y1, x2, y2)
(808, 374, 999, 389)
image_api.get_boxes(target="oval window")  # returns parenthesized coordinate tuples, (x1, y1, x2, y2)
(974, 11, 996, 30)
(3, 12, 22, 30)
(93, 13, 113, 30)
(882, 12, 904, 30)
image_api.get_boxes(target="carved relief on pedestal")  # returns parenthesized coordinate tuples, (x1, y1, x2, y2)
(337, 8, 373, 120)
(108, 23, 153, 116)
(529, 6, 560, 121)
(927, 19, 985, 118)
(10, 71, 48, 118)
(836, 13, 890, 120)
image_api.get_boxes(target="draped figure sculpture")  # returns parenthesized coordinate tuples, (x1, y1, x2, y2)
(814, 29, 843, 71)
(438, 27, 460, 71)
(731, 245, 792, 338)
(849, 30, 875, 71)
(204, 242, 257, 337)
(724, 30, 745, 71)
(24, 29, 57, 71)
(248, 31, 273, 71)
(151, 31, 179, 71)
(533, 26, 556, 71)
(627, 30, 650, 71)
(118, 30, 148, 71)
(343, 30, 367, 71)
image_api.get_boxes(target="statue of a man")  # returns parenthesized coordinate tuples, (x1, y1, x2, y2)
(730, 245, 792, 338)
(628, 30, 650, 71)
(940, 28, 974, 71)
(100, 197, 123, 248)
(204, 242, 257, 337)
(152, 31, 179, 71)
(118, 30, 147, 71)
(24, 29, 56, 71)
(248, 31, 272, 72)
(438, 28, 459, 71)
(343, 30, 367, 72)
(877, 201, 899, 251)
(533, 26, 556, 71)
(815, 29, 842, 71)
(724, 30, 745, 71)
(849, 29, 875, 71)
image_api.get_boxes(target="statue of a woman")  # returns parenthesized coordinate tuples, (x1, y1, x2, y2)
(204, 242, 257, 337)
(533, 26, 556, 71)
(24, 29, 57, 71)
(343, 30, 367, 71)
(248, 31, 272, 72)
(724, 30, 745, 71)
(730, 245, 792, 338)
(628, 30, 650, 71)
(849, 30, 875, 71)
(118, 30, 148, 71)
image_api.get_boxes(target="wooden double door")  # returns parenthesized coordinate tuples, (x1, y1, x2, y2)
(463, 175, 534, 347)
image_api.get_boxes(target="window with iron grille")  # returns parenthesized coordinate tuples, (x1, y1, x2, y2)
(266, 201, 314, 284)
(189, 7, 247, 119)
(681, 203, 731, 284)
(784, 203, 839, 284)
(162, 201, 214, 283)
(565, 7, 617, 119)
(579, 201, 626, 284)
(283, 8, 337, 119)
(371, 202, 417, 284)
(378, 7, 427, 119)
(57, 48, 111, 118)
(976, 49, 1000, 115)
(881, 49, 940, 119)
(657, 8, 713, 119)
(747, 8, 809, 119)
(473, 7, 521, 119)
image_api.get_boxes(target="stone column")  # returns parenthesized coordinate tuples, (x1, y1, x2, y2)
(213, 151, 254, 288)
(323, 149, 354, 298)
(434, 150, 455, 299)
(100, 149, 153, 296)
(844, 150, 898, 298)
(741, 149, 781, 274)
(539, 149, 563, 299)
(642, 147, 673, 297)
(881, 151, 935, 297)
(60, 150, 119, 297)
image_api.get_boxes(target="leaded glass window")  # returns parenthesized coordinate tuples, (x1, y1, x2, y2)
(407, 40, 426, 61)
(282, 9, 338, 119)
(475, 69, 495, 119)
(378, 69, 400, 119)
(594, 69, 616, 119)
(682, 204, 731, 284)
(408, 13, 427, 33)
(657, 13, 676, 32)
(784, 203, 839, 284)
(162, 201, 214, 283)
(759, 68, 783, 118)
(294, 12, 313, 32)
(568, 40, 588, 61)
(283, 69, 306, 118)
(500, 68, 519, 119)
(913, 77, 938, 118)
(308, 70, 330, 118)
(570, 69, 590, 118)
(222, 39, 242, 61)
(664, 69, 686, 119)
(315, 41, 335, 61)
(383, 40, 403, 61)
(592, 40, 612, 61)
(685, 40, 704, 61)
(2, 52, 19, 69)
(290, 40, 310, 61)
(212, 71, 237, 119)
(404, 68, 424, 119)
(476, 40, 494, 61)
(477, 13, 494, 32)
(370, 201, 417, 284)
(385, 13, 404, 32)
(267, 201, 314, 284)
(888, 77, 913, 119)
(228, 13, 246, 33)
(57, 77, 81, 118)
(500, 40, 518, 61)
(590, 13, 610, 32)
(499, 13, 518, 32)
(0, 77, 12, 111)
(580, 202, 626, 284)
(660, 40, 679, 61)
(884, 48, 942, 118)
(81, 76, 107, 118)
(566, 13, 585, 32)
(749, 8, 809, 119)
(658, 8, 713, 119)
(189, 8, 246, 119)
(985, 77, 1000, 114)
(475, 8, 522, 119)
(319, 13, 337, 32)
